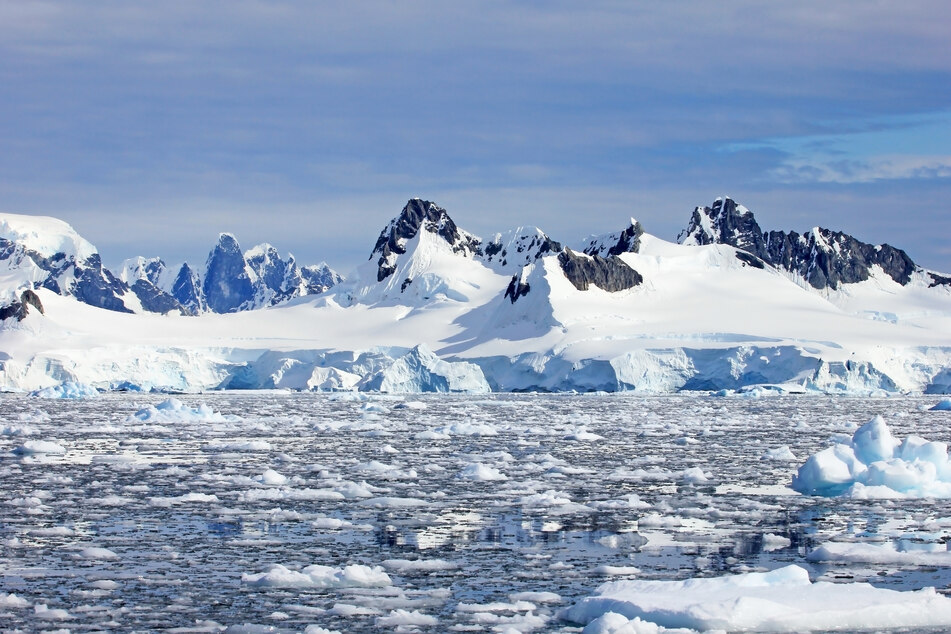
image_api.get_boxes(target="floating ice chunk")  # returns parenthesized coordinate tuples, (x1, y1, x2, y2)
(510, 591, 562, 604)
(597, 533, 648, 550)
(562, 564, 951, 631)
(762, 445, 797, 461)
(303, 627, 341, 634)
(394, 401, 427, 410)
(594, 565, 642, 576)
(129, 398, 241, 423)
(254, 469, 289, 486)
(149, 492, 220, 507)
(430, 421, 498, 437)
(793, 416, 951, 497)
(29, 381, 98, 399)
(34, 603, 73, 620)
(242, 563, 391, 589)
(0, 593, 30, 608)
(375, 609, 438, 627)
(931, 398, 951, 411)
(762, 533, 792, 552)
(382, 558, 459, 572)
(680, 467, 709, 484)
(807, 541, 951, 566)
(12, 440, 65, 455)
(581, 612, 669, 633)
(78, 546, 120, 560)
(458, 462, 508, 481)
(205, 440, 272, 452)
(564, 426, 604, 441)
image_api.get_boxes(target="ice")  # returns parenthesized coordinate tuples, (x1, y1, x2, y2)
(242, 564, 391, 588)
(762, 445, 797, 461)
(28, 381, 99, 399)
(562, 565, 951, 631)
(12, 439, 66, 455)
(374, 609, 438, 627)
(0, 593, 31, 608)
(792, 415, 951, 497)
(78, 546, 120, 560)
(932, 398, 951, 411)
(129, 398, 241, 423)
(458, 462, 508, 481)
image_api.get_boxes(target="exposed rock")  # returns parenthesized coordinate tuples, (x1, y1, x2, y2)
(202, 234, 254, 314)
(504, 274, 531, 303)
(480, 227, 562, 274)
(582, 219, 644, 257)
(0, 289, 44, 321)
(557, 249, 643, 292)
(170, 263, 206, 314)
(370, 199, 482, 282)
(930, 273, 951, 288)
(679, 197, 918, 290)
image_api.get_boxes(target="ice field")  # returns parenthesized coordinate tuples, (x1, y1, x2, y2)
(3, 392, 951, 632)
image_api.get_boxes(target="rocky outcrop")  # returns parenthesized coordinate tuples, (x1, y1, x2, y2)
(504, 274, 531, 304)
(679, 197, 919, 290)
(370, 199, 482, 282)
(202, 234, 254, 314)
(170, 263, 206, 314)
(0, 289, 44, 321)
(582, 219, 644, 257)
(480, 228, 562, 274)
(557, 249, 643, 292)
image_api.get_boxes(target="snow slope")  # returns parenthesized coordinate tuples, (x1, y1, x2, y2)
(2, 199, 951, 393)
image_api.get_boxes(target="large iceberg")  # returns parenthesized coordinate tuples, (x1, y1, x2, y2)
(562, 565, 951, 632)
(791, 415, 951, 498)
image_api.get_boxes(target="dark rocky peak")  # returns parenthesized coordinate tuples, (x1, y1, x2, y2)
(677, 197, 768, 260)
(0, 289, 44, 322)
(203, 233, 253, 314)
(582, 218, 645, 258)
(680, 197, 922, 290)
(558, 248, 644, 292)
(170, 263, 206, 314)
(301, 263, 343, 294)
(370, 199, 482, 282)
(481, 227, 562, 274)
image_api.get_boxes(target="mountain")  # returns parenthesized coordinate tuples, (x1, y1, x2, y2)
(2, 197, 951, 395)
(119, 235, 343, 315)
(677, 197, 939, 290)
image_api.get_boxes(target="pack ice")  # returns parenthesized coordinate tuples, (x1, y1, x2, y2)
(3, 196, 951, 394)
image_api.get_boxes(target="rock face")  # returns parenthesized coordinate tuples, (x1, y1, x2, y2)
(557, 249, 644, 292)
(481, 227, 562, 274)
(202, 234, 254, 314)
(678, 197, 918, 289)
(371, 199, 482, 282)
(582, 219, 644, 258)
(170, 263, 206, 314)
(0, 289, 44, 321)
(118, 257, 187, 314)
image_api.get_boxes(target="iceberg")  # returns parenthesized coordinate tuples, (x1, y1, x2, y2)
(792, 415, 951, 497)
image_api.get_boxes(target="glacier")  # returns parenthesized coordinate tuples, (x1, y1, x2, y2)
(2, 197, 951, 394)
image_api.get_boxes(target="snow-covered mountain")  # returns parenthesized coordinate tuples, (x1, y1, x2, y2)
(677, 196, 943, 291)
(2, 197, 951, 395)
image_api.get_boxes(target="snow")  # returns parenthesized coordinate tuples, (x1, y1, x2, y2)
(792, 415, 951, 497)
(562, 564, 951, 632)
(242, 564, 391, 589)
(12, 439, 66, 455)
(0, 212, 97, 261)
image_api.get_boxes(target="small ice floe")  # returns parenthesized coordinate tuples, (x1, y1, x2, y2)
(375, 609, 438, 628)
(807, 541, 951, 566)
(12, 440, 65, 455)
(149, 492, 220, 507)
(77, 546, 120, 561)
(594, 565, 641, 576)
(33, 603, 73, 620)
(382, 558, 459, 572)
(0, 593, 30, 608)
(562, 564, 951, 632)
(457, 462, 508, 481)
(792, 415, 951, 498)
(129, 398, 241, 423)
(204, 440, 272, 452)
(253, 469, 289, 486)
(428, 421, 498, 437)
(762, 533, 792, 552)
(242, 563, 391, 589)
(762, 445, 798, 461)
(931, 398, 951, 411)
(29, 381, 98, 399)
(681, 467, 710, 484)
(393, 401, 427, 410)
(597, 533, 648, 550)
(563, 426, 604, 441)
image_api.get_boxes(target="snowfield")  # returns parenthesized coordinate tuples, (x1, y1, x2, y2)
(1, 392, 951, 631)
(2, 201, 951, 394)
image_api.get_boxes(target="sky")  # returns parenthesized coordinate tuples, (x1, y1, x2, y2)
(1, 0, 949, 274)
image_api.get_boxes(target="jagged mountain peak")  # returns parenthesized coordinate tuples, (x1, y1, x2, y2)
(370, 198, 482, 282)
(480, 226, 562, 274)
(581, 218, 645, 258)
(678, 197, 922, 290)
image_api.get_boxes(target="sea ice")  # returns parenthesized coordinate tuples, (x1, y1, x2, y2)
(28, 381, 98, 399)
(562, 565, 951, 631)
(129, 398, 241, 423)
(12, 439, 66, 455)
(792, 414, 951, 497)
(242, 564, 391, 589)
(931, 398, 951, 411)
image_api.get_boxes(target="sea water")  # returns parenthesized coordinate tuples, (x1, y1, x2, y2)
(1, 392, 950, 632)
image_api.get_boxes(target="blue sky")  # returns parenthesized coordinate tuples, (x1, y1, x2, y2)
(1, 1, 949, 272)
